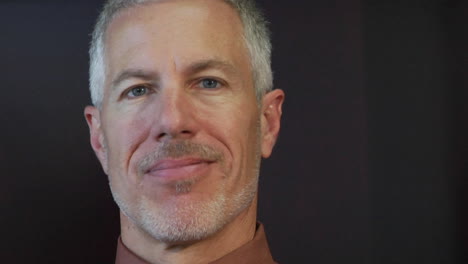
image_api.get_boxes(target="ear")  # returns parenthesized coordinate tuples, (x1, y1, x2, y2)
(260, 89, 285, 158)
(84, 106, 109, 174)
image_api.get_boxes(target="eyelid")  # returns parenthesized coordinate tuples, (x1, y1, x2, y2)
(194, 77, 226, 89)
(120, 83, 154, 99)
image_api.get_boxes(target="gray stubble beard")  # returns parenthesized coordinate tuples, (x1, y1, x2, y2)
(110, 166, 259, 244)
(109, 120, 263, 244)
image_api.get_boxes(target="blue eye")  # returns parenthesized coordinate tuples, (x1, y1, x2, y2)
(128, 86, 148, 97)
(200, 79, 219, 89)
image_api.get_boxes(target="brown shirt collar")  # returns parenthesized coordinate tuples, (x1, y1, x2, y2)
(115, 223, 277, 264)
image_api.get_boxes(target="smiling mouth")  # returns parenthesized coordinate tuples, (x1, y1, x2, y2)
(145, 158, 214, 183)
(148, 159, 208, 171)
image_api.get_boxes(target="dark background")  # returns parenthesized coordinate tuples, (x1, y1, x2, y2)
(0, 0, 466, 263)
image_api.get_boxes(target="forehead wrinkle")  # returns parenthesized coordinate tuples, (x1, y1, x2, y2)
(104, 1, 246, 92)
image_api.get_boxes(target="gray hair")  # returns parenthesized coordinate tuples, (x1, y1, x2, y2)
(89, 0, 273, 108)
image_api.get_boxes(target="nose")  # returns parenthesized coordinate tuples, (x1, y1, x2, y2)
(152, 85, 197, 142)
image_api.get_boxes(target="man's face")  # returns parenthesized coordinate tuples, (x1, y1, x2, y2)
(85, 0, 283, 243)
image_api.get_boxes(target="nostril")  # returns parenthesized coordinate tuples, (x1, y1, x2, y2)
(157, 132, 168, 140)
(156, 130, 192, 141)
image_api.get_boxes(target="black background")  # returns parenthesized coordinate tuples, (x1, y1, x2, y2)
(1, 0, 466, 263)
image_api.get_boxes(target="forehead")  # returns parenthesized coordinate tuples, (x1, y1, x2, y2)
(103, 0, 250, 84)
(107, 0, 241, 34)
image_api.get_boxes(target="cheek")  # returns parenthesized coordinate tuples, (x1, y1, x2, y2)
(103, 109, 153, 184)
(207, 104, 260, 183)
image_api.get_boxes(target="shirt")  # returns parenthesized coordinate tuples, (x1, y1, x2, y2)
(115, 223, 277, 264)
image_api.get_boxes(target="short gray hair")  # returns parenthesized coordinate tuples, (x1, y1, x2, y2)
(89, 0, 273, 107)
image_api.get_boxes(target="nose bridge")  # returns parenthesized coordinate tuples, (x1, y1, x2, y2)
(153, 79, 194, 141)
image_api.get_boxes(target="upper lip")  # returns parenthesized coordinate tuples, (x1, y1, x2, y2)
(146, 158, 213, 173)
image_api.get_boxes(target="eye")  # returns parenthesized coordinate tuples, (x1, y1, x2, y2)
(127, 85, 148, 98)
(199, 78, 220, 89)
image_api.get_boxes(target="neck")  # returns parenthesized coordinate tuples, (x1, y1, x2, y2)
(120, 198, 258, 264)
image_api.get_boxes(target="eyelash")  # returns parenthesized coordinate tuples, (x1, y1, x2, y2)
(196, 78, 224, 89)
(124, 84, 153, 99)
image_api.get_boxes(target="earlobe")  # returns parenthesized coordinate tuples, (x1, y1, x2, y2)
(260, 89, 285, 158)
(84, 106, 108, 174)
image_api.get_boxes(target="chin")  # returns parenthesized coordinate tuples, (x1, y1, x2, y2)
(111, 174, 259, 244)
(137, 193, 229, 244)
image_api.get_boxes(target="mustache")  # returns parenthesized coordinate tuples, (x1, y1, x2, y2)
(137, 140, 224, 173)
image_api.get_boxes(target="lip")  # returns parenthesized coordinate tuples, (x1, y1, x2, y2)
(145, 158, 214, 183)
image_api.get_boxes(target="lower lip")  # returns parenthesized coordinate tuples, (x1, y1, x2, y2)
(145, 162, 211, 184)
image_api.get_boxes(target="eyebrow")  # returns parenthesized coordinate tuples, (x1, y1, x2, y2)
(111, 59, 238, 89)
(111, 69, 159, 89)
(184, 59, 238, 76)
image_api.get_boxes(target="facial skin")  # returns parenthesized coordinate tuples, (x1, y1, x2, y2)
(85, 0, 283, 263)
